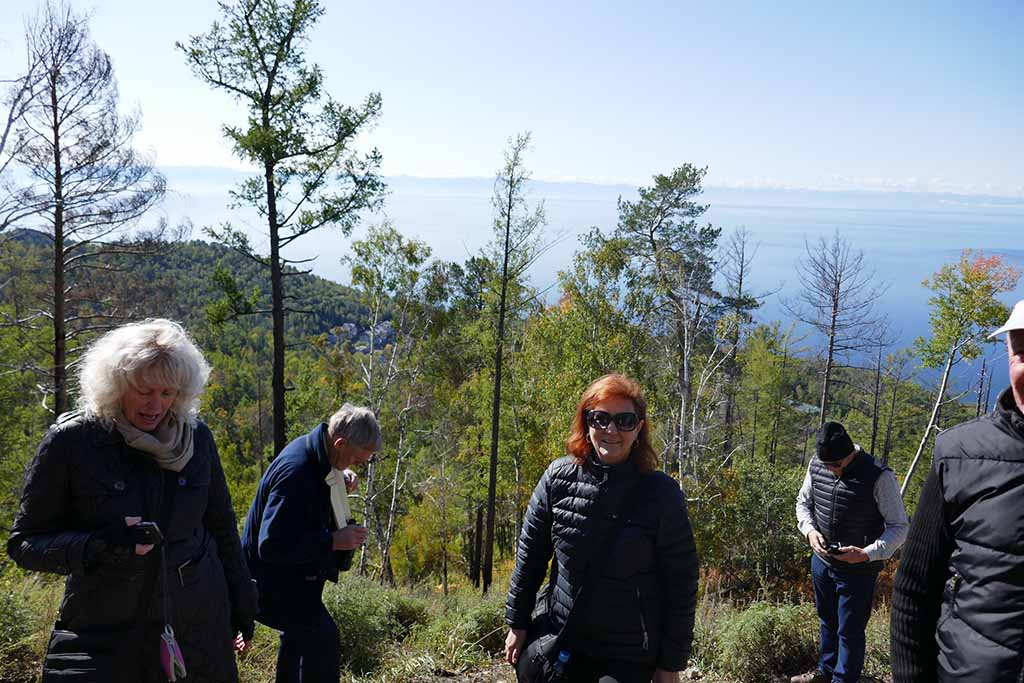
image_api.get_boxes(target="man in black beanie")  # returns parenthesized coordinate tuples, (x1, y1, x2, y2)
(790, 421, 908, 683)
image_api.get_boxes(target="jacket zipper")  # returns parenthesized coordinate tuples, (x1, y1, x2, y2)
(950, 572, 961, 611)
(829, 477, 839, 544)
(636, 587, 649, 651)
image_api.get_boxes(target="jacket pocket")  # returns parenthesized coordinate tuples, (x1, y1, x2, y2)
(73, 472, 133, 525)
(167, 471, 212, 539)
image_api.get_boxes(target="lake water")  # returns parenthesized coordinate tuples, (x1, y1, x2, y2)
(160, 169, 1024, 394)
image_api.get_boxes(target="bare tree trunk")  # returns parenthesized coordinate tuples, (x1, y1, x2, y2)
(378, 448, 403, 586)
(483, 185, 512, 595)
(440, 455, 449, 596)
(819, 303, 839, 426)
(902, 346, 957, 496)
(975, 359, 988, 418)
(472, 503, 483, 588)
(983, 368, 994, 414)
(750, 391, 760, 459)
(870, 344, 884, 453)
(801, 424, 811, 467)
(265, 159, 287, 456)
(50, 77, 66, 416)
(768, 346, 790, 465)
(883, 378, 899, 465)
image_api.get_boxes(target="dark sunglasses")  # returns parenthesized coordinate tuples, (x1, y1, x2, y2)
(585, 410, 640, 432)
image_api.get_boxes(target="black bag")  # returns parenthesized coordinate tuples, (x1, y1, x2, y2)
(516, 584, 561, 683)
(515, 475, 650, 683)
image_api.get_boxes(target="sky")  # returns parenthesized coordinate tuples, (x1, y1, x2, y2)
(0, 0, 1021, 196)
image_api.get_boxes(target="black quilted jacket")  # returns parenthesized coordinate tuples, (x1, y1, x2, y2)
(505, 455, 699, 671)
(7, 413, 257, 682)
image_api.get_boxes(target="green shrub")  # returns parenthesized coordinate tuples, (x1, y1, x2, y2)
(412, 590, 505, 672)
(322, 574, 433, 674)
(862, 601, 892, 680)
(714, 601, 818, 683)
(0, 573, 57, 683)
(690, 593, 735, 672)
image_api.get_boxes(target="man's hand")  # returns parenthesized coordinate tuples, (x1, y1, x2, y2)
(654, 669, 680, 683)
(504, 628, 527, 665)
(807, 529, 827, 555)
(835, 546, 870, 564)
(331, 524, 368, 551)
(343, 469, 359, 494)
(233, 633, 251, 654)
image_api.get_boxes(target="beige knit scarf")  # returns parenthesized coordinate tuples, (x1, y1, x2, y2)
(115, 411, 195, 472)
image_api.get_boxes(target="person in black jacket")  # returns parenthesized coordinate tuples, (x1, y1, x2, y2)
(7, 319, 258, 682)
(890, 300, 1024, 682)
(504, 374, 699, 683)
(242, 403, 379, 683)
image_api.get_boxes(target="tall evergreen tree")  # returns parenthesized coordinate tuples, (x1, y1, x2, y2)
(179, 0, 385, 453)
(603, 164, 722, 479)
(482, 133, 546, 593)
(4, 1, 165, 415)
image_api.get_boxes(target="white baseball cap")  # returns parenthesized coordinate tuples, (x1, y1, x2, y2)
(989, 300, 1024, 338)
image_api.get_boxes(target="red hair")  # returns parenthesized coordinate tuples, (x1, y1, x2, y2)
(565, 374, 658, 472)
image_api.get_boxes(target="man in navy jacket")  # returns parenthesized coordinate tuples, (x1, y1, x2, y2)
(243, 403, 381, 683)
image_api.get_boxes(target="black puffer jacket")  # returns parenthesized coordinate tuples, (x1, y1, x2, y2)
(7, 413, 258, 683)
(891, 388, 1024, 682)
(505, 456, 699, 671)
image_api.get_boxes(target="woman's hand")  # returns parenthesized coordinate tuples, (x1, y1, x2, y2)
(124, 516, 155, 556)
(653, 668, 680, 683)
(504, 628, 527, 665)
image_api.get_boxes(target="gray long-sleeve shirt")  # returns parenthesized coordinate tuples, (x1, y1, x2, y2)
(795, 447, 909, 562)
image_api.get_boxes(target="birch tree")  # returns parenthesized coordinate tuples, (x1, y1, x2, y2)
(902, 250, 1020, 494)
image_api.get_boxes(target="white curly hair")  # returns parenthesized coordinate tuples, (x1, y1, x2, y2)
(77, 319, 211, 427)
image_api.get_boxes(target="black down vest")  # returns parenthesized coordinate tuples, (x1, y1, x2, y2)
(505, 456, 699, 671)
(931, 390, 1024, 682)
(810, 450, 888, 573)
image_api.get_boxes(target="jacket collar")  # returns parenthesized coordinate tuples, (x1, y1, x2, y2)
(306, 423, 333, 479)
(996, 387, 1024, 437)
(586, 450, 640, 483)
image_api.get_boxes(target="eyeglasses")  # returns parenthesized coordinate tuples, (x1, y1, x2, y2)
(585, 410, 639, 432)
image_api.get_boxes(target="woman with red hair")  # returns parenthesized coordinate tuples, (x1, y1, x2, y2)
(504, 374, 699, 683)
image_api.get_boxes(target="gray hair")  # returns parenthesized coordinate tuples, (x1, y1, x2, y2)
(77, 319, 211, 427)
(328, 403, 383, 451)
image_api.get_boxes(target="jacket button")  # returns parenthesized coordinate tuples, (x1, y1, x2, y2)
(178, 477, 187, 486)
(113, 481, 125, 492)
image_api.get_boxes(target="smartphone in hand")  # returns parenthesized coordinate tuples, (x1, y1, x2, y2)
(130, 521, 164, 546)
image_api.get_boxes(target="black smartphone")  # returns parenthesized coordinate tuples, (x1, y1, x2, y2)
(130, 521, 164, 545)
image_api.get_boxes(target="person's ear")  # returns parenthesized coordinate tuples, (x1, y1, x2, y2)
(332, 436, 347, 450)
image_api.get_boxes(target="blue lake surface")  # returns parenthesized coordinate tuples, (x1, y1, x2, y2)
(160, 169, 1024, 395)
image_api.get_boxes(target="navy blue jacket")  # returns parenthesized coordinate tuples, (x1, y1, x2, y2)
(242, 424, 349, 627)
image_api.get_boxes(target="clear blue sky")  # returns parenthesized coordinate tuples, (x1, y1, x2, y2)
(0, 0, 1021, 195)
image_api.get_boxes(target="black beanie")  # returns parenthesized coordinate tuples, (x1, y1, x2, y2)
(816, 422, 854, 462)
